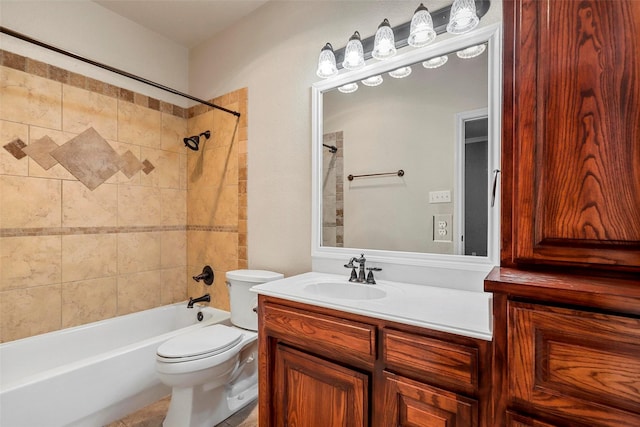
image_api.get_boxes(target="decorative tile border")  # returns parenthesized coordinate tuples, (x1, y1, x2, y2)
(0, 224, 239, 238)
(1, 49, 188, 118)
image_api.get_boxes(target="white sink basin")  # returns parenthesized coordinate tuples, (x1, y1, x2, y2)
(303, 282, 386, 300)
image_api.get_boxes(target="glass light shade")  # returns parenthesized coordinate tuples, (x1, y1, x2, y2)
(361, 75, 383, 87)
(338, 82, 359, 93)
(408, 3, 436, 48)
(446, 0, 480, 34)
(456, 43, 486, 59)
(316, 43, 338, 78)
(422, 55, 449, 68)
(342, 31, 365, 70)
(372, 19, 396, 60)
(389, 66, 412, 79)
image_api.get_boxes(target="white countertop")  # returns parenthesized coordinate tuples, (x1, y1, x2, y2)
(251, 272, 493, 341)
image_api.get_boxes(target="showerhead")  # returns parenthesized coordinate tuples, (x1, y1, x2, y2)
(183, 130, 211, 151)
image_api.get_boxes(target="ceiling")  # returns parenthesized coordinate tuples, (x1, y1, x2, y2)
(94, 0, 269, 48)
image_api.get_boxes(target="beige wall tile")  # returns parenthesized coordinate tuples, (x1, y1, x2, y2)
(161, 188, 186, 226)
(160, 266, 187, 305)
(62, 181, 118, 227)
(161, 113, 188, 153)
(62, 85, 118, 140)
(188, 183, 238, 226)
(117, 185, 162, 226)
(0, 235, 61, 291)
(117, 232, 161, 274)
(0, 175, 61, 228)
(62, 234, 117, 282)
(200, 142, 238, 188)
(187, 110, 213, 137)
(0, 120, 29, 176)
(61, 277, 117, 328)
(179, 153, 187, 190)
(140, 148, 180, 188)
(0, 67, 62, 130)
(0, 284, 62, 342)
(187, 231, 238, 273)
(118, 101, 162, 148)
(117, 270, 161, 315)
(213, 105, 240, 148)
(161, 230, 187, 268)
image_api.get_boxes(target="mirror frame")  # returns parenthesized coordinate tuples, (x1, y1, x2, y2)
(311, 23, 502, 271)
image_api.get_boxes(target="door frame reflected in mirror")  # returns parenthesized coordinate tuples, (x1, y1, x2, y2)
(311, 23, 502, 271)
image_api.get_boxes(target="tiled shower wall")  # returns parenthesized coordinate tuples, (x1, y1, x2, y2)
(0, 50, 247, 342)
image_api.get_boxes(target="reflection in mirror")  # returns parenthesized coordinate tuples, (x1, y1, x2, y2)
(312, 24, 501, 267)
(323, 47, 486, 254)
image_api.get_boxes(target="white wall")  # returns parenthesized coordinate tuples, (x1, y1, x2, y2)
(0, 0, 189, 106)
(190, 1, 502, 277)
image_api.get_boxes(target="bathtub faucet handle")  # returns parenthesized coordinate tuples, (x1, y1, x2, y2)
(192, 265, 214, 286)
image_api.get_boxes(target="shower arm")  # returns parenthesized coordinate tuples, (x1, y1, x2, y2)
(0, 26, 241, 118)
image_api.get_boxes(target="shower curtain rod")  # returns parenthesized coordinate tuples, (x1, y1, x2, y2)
(0, 26, 241, 118)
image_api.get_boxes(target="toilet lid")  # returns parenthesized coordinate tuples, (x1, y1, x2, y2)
(157, 325, 243, 361)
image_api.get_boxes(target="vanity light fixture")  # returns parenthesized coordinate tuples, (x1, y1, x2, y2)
(422, 55, 449, 68)
(338, 82, 359, 93)
(389, 66, 412, 79)
(446, 0, 480, 34)
(456, 43, 486, 58)
(315, 1, 490, 76)
(316, 43, 338, 78)
(342, 31, 365, 70)
(361, 75, 383, 87)
(372, 19, 396, 60)
(408, 3, 436, 48)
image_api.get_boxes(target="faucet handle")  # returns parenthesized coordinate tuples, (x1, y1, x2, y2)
(366, 267, 382, 284)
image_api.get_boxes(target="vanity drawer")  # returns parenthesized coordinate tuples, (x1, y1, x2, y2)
(509, 302, 640, 426)
(262, 302, 376, 366)
(382, 328, 479, 394)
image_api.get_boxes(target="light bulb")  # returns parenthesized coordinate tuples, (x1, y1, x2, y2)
(389, 66, 412, 79)
(408, 3, 436, 48)
(342, 31, 365, 70)
(316, 43, 338, 78)
(372, 19, 396, 60)
(361, 75, 383, 87)
(338, 82, 359, 93)
(422, 55, 449, 68)
(446, 0, 479, 34)
(456, 43, 486, 59)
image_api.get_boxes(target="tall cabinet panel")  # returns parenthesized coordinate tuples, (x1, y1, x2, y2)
(502, 0, 640, 270)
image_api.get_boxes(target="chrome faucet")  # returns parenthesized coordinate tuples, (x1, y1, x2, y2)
(187, 293, 210, 308)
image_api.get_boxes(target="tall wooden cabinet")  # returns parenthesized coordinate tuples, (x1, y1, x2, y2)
(491, 1, 640, 426)
(501, 0, 640, 271)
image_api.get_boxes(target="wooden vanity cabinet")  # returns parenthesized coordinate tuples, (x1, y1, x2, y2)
(486, 268, 640, 427)
(258, 295, 492, 427)
(501, 0, 640, 271)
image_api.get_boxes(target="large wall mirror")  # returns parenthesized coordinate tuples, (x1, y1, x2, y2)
(312, 24, 501, 269)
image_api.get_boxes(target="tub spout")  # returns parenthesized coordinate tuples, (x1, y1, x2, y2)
(187, 293, 210, 308)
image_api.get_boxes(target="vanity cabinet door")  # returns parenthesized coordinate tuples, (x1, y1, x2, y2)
(503, 0, 640, 270)
(273, 344, 368, 427)
(508, 301, 640, 426)
(505, 412, 559, 427)
(379, 372, 478, 427)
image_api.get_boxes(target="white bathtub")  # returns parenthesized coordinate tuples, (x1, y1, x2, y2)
(0, 302, 230, 427)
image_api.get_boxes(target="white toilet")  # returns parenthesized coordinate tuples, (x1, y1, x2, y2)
(156, 269, 283, 427)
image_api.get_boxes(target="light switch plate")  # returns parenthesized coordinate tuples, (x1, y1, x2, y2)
(429, 190, 451, 203)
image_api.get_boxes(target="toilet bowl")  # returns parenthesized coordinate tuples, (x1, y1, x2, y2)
(156, 269, 283, 427)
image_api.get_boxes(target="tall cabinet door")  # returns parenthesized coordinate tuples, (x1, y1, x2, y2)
(503, 0, 640, 270)
(273, 344, 369, 427)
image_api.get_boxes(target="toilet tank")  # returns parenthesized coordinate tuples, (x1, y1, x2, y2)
(226, 269, 283, 330)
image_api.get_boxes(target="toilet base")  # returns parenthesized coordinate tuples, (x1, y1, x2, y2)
(162, 382, 257, 427)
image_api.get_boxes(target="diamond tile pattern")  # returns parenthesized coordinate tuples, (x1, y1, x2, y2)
(3, 128, 156, 190)
(22, 136, 59, 170)
(50, 127, 122, 190)
(3, 138, 27, 160)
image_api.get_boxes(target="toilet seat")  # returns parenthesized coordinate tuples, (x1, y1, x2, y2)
(157, 325, 243, 363)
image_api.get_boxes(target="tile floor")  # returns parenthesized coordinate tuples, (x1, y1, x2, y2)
(105, 396, 258, 427)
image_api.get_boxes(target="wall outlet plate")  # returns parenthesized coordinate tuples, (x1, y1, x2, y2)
(433, 214, 452, 242)
(429, 190, 451, 203)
